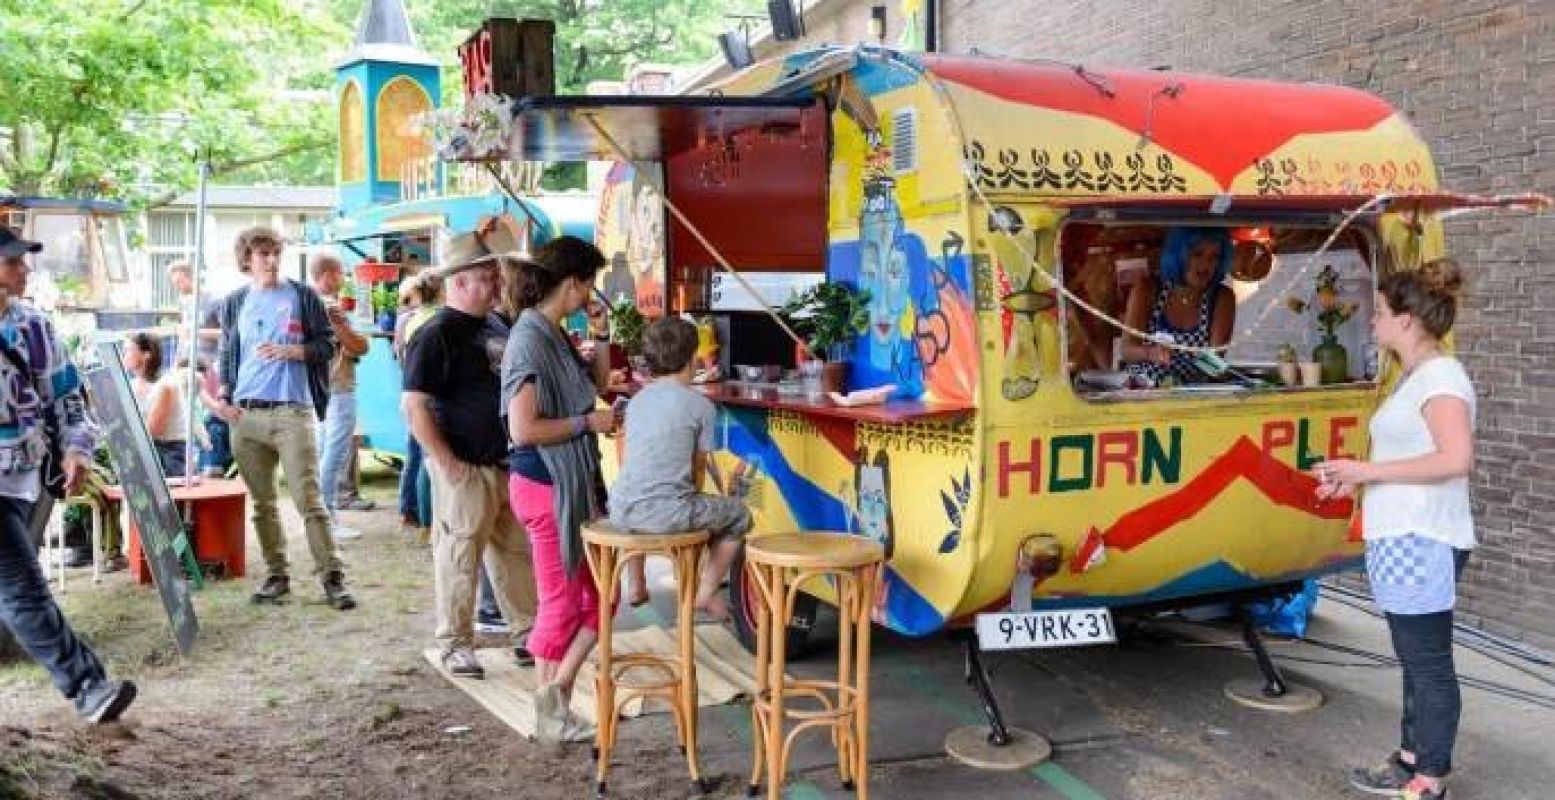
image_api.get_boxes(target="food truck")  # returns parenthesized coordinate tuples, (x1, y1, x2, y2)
(443, 43, 1546, 730)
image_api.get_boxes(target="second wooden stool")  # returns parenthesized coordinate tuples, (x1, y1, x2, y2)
(581, 521, 711, 797)
(744, 531, 885, 799)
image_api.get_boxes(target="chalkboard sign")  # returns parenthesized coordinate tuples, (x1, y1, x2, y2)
(86, 342, 199, 655)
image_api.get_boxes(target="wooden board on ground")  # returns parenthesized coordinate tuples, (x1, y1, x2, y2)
(424, 623, 765, 740)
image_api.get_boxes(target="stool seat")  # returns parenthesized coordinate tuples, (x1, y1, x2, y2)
(746, 531, 884, 570)
(581, 521, 710, 551)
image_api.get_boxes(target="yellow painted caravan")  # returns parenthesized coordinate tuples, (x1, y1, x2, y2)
(446, 45, 1545, 697)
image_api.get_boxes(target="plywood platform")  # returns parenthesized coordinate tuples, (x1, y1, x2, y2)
(424, 624, 763, 740)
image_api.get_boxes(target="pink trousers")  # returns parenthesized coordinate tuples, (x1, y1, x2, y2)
(508, 474, 601, 661)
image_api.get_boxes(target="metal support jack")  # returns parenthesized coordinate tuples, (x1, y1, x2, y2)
(943, 630, 1051, 769)
(1239, 606, 1287, 698)
(962, 631, 1012, 745)
(1221, 605, 1323, 713)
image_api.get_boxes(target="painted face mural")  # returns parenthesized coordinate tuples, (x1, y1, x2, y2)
(854, 446, 895, 559)
(859, 178, 909, 369)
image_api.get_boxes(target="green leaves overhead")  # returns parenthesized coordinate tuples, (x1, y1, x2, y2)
(0, 0, 733, 203)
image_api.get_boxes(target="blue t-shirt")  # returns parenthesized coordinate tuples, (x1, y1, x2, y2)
(233, 284, 312, 405)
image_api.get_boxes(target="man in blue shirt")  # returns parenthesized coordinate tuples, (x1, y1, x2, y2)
(211, 227, 355, 610)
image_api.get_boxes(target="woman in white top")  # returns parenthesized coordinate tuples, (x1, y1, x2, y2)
(1314, 259, 1474, 800)
(124, 332, 191, 477)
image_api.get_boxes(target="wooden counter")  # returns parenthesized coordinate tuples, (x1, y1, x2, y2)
(695, 382, 974, 425)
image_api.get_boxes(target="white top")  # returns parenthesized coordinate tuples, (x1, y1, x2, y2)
(1362, 356, 1477, 549)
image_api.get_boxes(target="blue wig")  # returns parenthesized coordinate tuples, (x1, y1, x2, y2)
(1159, 227, 1233, 288)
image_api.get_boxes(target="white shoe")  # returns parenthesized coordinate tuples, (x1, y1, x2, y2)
(534, 683, 564, 745)
(332, 526, 363, 541)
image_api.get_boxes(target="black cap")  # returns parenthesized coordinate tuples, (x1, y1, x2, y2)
(0, 227, 42, 259)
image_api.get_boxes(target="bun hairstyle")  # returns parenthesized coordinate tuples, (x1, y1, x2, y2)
(1379, 257, 1464, 340)
(504, 236, 607, 314)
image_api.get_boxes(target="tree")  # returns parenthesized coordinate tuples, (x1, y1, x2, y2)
(0, 0, 344, 202)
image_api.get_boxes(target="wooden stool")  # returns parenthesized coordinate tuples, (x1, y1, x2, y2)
(581, 521, 711, 798)
(744, 532, 885, 799)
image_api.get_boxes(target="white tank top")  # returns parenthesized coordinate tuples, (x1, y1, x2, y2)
(1361, 356, 1476, 549)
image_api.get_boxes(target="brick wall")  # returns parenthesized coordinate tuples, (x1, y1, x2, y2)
(939, 0, 1555, 648)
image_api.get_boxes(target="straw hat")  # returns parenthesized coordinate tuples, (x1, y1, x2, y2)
(434, 215, 526, 278)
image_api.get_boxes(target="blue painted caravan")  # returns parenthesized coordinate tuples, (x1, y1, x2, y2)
(321, 1, 596, 458)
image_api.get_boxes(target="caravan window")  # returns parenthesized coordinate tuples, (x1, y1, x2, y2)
(1060, 221, 1381, 399)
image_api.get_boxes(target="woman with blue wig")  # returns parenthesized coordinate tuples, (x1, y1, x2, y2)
(1121, 226, 1236, 385)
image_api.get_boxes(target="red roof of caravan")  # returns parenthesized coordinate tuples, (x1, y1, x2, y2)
(922, 55, 1404, 189)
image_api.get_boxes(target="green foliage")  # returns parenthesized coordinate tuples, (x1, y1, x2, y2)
(0, 0, 344, 202)
(777, 282, 872, 362)
(0, 0, 732, 201)
(609, 298, 646, 356)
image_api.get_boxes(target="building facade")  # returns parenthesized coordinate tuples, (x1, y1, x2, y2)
(141, 186, 336, 310)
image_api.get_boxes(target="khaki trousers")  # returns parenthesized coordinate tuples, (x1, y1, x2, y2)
(427, 460, 536, 650)
(232, 406, 340, 579)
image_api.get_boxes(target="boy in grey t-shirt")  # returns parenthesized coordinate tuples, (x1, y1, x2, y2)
(609, 317, 751, 620)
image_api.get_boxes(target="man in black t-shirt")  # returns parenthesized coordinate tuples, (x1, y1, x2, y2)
(401, 238, 535, 678)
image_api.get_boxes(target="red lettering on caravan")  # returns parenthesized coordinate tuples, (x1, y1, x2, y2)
(1261, 420, 1295, 456)
(1095, 431, 1139, 487)
(1328, 416, 1359, 460)
(997, 438, 1042, 498)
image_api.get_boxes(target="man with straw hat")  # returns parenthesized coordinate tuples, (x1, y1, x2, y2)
(402, 224, 535, 677)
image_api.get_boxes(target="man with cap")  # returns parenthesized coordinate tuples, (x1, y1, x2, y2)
(401, 225, 535, 677)
(0, 226, 137, 723)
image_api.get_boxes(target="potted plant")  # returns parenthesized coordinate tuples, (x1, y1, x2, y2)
(609, 298, 647, 376)
(1275, 343, 1299, 386)
(1286, 264, 1360, 384)
(338, 281, 358, 313)
(777, 282, 871, 395)
(371, 282, 397, 333)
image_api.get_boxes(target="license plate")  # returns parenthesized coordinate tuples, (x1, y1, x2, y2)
(975, 608, 1117, 650)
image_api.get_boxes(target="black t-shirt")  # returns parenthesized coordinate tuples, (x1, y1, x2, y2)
(402, 307, 508, 466)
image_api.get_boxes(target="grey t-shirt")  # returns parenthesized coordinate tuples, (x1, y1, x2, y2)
(609, 379, 714, 519)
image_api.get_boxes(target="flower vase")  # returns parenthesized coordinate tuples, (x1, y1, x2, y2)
(1312, 335, 1348, 385)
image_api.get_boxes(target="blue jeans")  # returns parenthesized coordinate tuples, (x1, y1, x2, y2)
(317, 391, 357, 514)
(200, 415, 232, 474)
(1386, 548, 1471, 777)
(155, 441, 188, 478)
(400, 437, 433, 527)
(0, 495, 107, 700)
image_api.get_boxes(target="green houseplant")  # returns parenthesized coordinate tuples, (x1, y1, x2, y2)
(777, 282, 871, 394)
(609, 298, 647, 357)
(1286, 264, 1359, 385)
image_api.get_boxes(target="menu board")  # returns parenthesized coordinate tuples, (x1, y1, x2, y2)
(86, 342, 199, 655)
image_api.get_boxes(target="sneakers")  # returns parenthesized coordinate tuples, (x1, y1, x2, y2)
(252, 575, 290, 604)
(322, 571, 357, 611)
(1348, 751, 1416, 796)
(336, 497, 377, 512)
(513, 645, 535, 667)
(442, 647, 485, 679)
(1400, 777, 1449, 800)
(474, 611, 509, 635)
(534, 683, 593, 746)
(74, 677, 137, 724)
(331, 526, 363, 541)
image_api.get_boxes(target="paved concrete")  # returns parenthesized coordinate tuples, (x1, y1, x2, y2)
(624, 564, 1554, 798)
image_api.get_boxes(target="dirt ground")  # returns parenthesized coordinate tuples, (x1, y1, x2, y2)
(0, 466, 728, 800)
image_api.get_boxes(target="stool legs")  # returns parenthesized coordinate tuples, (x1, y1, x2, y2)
(746, 560, 881, 799)
(583, 540, 708, 797)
